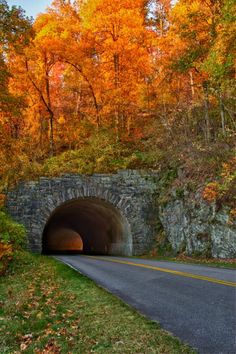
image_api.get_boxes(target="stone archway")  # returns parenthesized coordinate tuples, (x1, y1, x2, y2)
(42, 197, 132, 255)
(6, 171, 158, 255)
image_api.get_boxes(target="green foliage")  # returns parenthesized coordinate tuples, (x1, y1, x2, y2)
(0, 210, 26, 275)
(171, 47, 206, 72)
(158, 167, 179, 205)
(0, 210, 26, 249)
(160, 168, 178, 186)
(0, 0, 33, 50)
(42, 130, 133, 175)
(175, 187, 185, 199)
(12, 129, 164, 181)
(202, 51, 234, 86)
(222, 0, 236, 23)
(150, 230, 174, 257)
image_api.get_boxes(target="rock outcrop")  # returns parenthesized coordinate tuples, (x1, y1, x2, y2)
(159, 192, 236, 259)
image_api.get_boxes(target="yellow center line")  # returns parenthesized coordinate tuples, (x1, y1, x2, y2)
(85, 256, 236, 287)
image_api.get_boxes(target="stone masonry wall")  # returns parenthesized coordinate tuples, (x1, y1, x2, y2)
(6, 170, 159, 255)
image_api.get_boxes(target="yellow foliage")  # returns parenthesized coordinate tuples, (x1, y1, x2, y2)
(58, 116, 66, 125)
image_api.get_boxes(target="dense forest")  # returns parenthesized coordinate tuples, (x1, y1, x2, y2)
(0, 0, 235, 207)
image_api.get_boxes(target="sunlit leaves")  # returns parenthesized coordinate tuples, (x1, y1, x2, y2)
(0, 0, 235, 206)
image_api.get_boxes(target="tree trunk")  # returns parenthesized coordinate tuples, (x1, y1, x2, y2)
(189, 71, 195, 99)
(65, 61, 100, 129)
(219, 91, 226, 136)
(25, 57, 55, 156)
(203, 82, 211, 143)
(45, 70, 54, 157)
(49, 111, 54, 157)
(114, 53, 120, 141)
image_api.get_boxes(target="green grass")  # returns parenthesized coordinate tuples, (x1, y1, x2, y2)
(138, 255, 236, 269)
(0, 252, 195, 354)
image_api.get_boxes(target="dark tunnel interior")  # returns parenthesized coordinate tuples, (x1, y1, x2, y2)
(42, 198, 131, 256)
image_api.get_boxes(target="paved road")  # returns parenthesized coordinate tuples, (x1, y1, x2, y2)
(55, 255, 236, 354)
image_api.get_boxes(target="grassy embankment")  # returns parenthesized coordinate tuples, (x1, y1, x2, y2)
(0, 252, 196, 354)
(138, 254, 236, 269)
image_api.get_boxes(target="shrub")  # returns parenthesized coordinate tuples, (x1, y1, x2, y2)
(0, 210, 26, 274)
(0, 211, 26, 249)
(0, 242, 13, 275)
(202, 157, 236, 209)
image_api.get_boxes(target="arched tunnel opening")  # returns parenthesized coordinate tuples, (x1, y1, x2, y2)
(42, 198, 132, 256)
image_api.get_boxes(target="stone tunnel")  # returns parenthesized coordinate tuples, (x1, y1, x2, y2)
(6, 170, 159, 256)
(42, 198, 132, 255)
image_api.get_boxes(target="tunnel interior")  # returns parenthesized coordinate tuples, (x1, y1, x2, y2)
(42, 197, 132, 256)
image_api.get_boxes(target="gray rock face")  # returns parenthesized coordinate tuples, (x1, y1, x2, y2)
(159, 195, 236, 259)
(6, 170, 159, 255)
(5, 170, 236, 259)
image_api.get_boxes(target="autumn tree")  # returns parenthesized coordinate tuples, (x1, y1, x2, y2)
(0, 0, 32, 134)
(80, 0, 153, 139)
(1, 0, 235, 190)
(0, 1, 33, 189)
(154, 0, 230, 142)
(203, 0, 236, 135)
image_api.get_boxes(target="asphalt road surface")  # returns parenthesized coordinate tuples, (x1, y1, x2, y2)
(55, 255, 236, 354)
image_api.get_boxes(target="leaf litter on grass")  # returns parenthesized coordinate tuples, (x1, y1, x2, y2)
(0, 252, 196, 354)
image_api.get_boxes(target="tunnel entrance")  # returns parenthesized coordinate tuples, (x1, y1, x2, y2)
(42, 197, 132, 256)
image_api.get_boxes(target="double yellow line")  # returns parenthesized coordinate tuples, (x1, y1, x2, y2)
(86, 256, 236, 287)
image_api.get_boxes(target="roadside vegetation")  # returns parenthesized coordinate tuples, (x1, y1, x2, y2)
(140, 254, 236, 269)
(0, 208, 26, 275)
(0, 252, 195, 354)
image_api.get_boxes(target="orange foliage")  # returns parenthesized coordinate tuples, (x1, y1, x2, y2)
(0, 0, 235, 189)
(221, 157, 236, 179)
(0, 194, 6, 207)
(230, 209, 236, 220)
(202, 182, 219, 203)
(203, 157, 236, 206)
